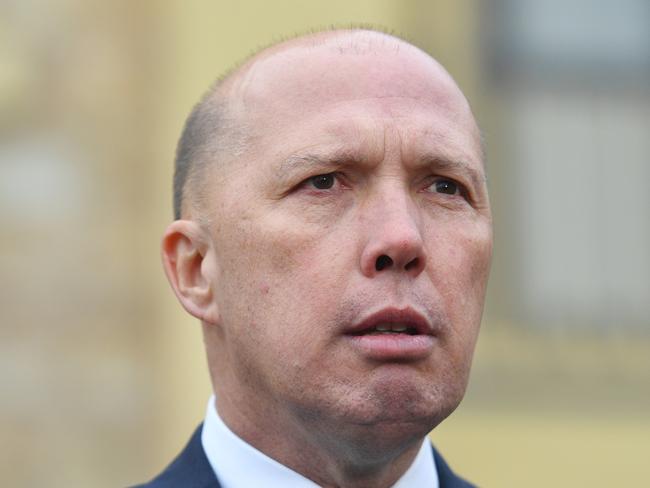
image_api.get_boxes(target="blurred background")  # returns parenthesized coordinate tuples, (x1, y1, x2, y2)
(1, 0, 648, 486)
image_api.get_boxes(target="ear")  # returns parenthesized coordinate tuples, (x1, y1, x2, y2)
(161, 220, 220, 325)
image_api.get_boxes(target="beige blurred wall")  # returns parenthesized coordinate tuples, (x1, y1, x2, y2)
(1, 1, 648, 487)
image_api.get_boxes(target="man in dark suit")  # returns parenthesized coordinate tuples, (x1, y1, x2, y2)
(137, 28, 492, 487)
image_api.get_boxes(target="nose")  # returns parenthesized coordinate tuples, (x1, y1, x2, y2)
(359, 190, 427, 278)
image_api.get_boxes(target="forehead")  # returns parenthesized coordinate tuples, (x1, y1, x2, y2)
(217, 33, 482, 174)
(230, 33, 470, 117)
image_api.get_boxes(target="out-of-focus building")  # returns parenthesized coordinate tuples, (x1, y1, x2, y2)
(483, 0, 650, 332)
(1, 1, 648, 487)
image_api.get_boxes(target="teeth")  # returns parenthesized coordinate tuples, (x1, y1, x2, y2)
(373, 324, 409, 333)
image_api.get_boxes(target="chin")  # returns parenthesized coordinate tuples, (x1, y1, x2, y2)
(322, 406, 449, 467)
(331, 376, 465, 455)
(289, 362, 469, 461)
(370, 365, 466, 418)
(368, 386, 461, 431)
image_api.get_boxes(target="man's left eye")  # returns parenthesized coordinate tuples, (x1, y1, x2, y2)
(431, 179, 460, 195)
(307, 173, 336, 190)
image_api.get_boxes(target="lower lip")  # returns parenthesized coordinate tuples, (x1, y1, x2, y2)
(346, 333, 435, 360)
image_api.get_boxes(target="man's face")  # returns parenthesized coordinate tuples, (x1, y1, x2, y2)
(203, 39, 492, 447)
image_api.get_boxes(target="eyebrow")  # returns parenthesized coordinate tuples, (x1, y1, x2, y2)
(276, 150, 366, 179)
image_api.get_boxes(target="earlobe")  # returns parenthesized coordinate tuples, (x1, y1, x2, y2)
(161, 220, 220, 325)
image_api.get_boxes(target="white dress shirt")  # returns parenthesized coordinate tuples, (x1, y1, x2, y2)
(201, 395, 439, 488)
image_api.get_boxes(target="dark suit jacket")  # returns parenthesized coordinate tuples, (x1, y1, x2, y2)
(133, 424, 477, 487)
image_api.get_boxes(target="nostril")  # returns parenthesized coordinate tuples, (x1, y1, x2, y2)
(404, 257, 419, 271)
(375, 255, 393, 271)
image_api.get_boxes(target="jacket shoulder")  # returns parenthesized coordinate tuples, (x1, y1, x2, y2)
(130, 424, 220, 488)
(432, 444, 478, 488)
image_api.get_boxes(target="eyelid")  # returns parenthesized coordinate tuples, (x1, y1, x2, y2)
(424, 175, 460, 189)
(298, 171, 346, 191)
(422, 175, 473, 202)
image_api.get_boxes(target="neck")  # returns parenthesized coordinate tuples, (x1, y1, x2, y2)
(212, 389, 425, 488)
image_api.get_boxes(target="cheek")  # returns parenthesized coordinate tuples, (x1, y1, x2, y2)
(428, 216, 492, 294)
(214, 211, 345, 338)
(426, 219, 492, 341)
(242, 210, 353, 293)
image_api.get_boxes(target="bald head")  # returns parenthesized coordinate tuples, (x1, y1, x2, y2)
(173, 28, 479, 220)
(163, 29, 492, 486)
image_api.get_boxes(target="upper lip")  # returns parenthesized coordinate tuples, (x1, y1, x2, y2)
(346, 307, 435, 336)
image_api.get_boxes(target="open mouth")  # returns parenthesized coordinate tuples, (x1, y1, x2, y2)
(349, 324, 420, 336)
(346, 307, 433, 336)
(344, 307, 435, 359)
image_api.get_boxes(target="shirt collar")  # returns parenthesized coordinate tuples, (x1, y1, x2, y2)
(201, 395, 439, 488)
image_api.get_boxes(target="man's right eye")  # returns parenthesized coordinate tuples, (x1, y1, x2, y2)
(307, 173, 336, 190)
